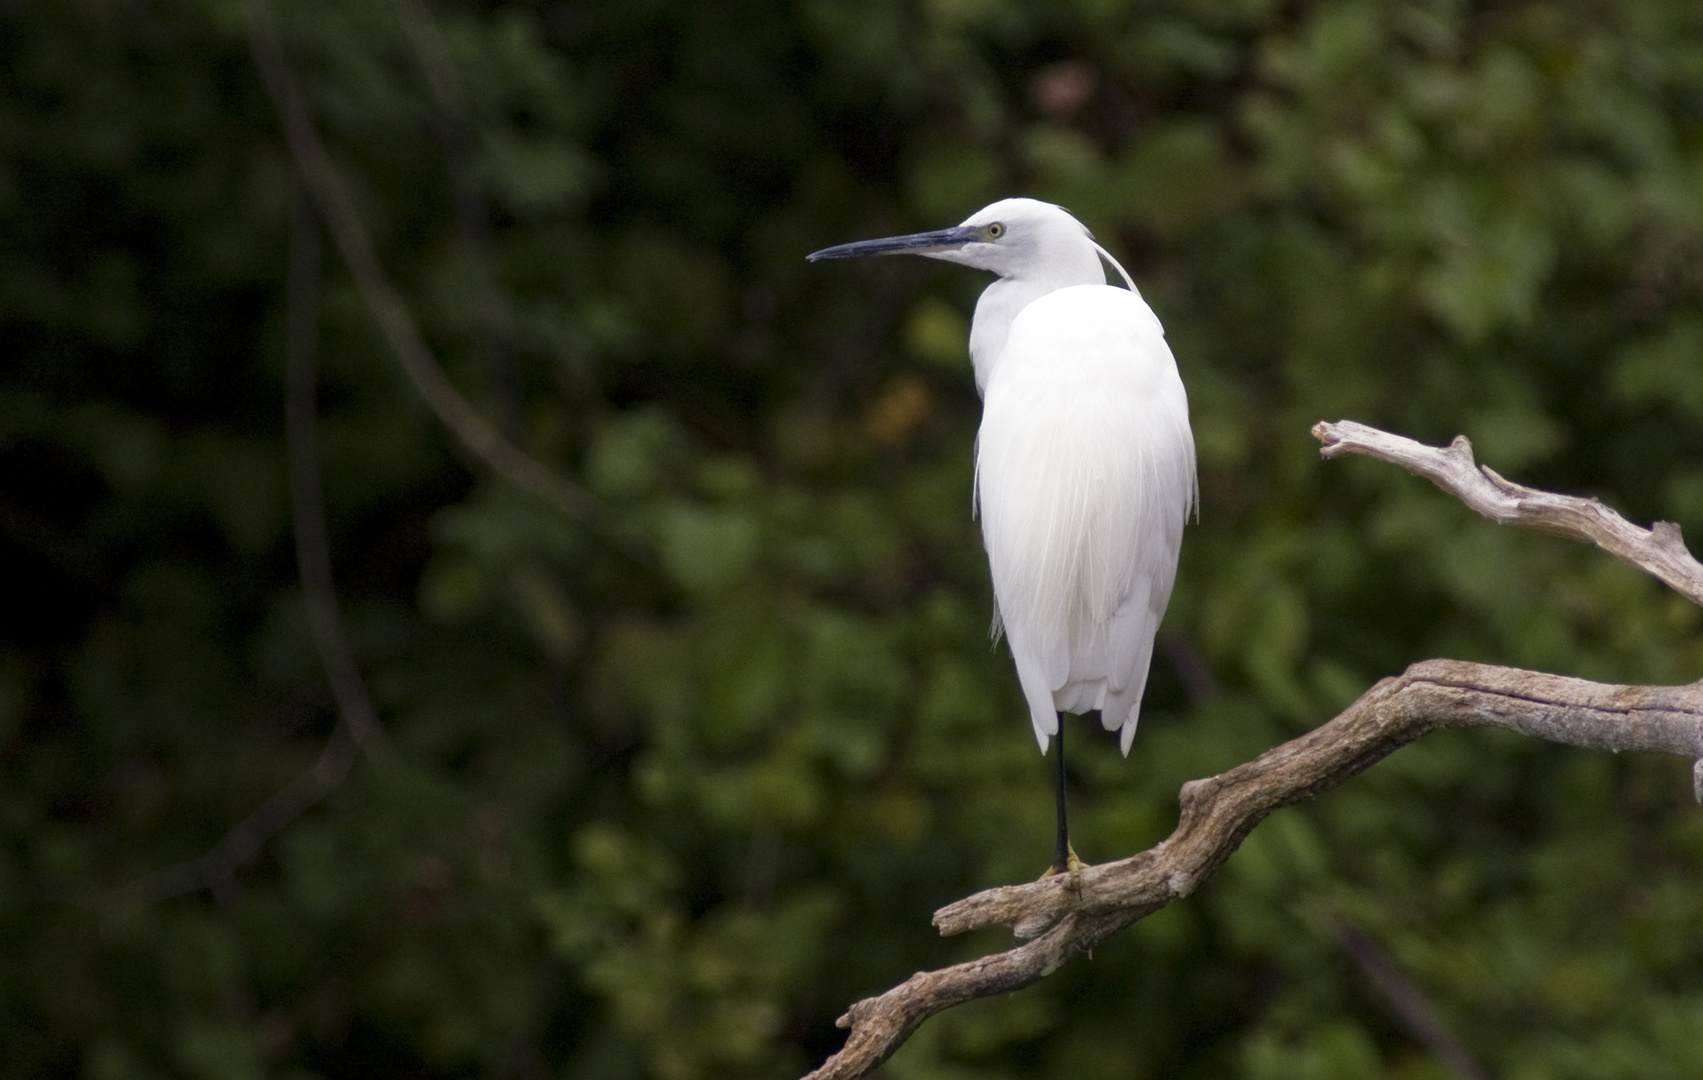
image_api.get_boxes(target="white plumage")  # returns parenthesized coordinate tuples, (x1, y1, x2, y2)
(808, 198, 1196, 760)
(978, 284, 1194, 754)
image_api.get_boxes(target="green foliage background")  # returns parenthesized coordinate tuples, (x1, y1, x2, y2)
(4, 0, 1703, 1076)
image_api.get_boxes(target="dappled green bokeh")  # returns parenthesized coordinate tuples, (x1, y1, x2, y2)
(4, 0, 1703, 1077)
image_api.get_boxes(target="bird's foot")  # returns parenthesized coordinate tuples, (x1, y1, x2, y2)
(1039, 842, 1085, 895)
(1011, 845, 1085, 939)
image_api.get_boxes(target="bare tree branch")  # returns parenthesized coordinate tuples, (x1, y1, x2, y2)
(242, 0, 611, 534)
(1313, 419, 1703, 607)
(806, 661, 1703, 1080)
(799, 422, 1703, 1080)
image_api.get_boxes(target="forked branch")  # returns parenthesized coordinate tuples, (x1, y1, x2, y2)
(799, 423, 1703, 1080)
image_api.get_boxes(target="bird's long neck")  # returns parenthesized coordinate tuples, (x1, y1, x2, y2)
(967, 246, 1108, 396)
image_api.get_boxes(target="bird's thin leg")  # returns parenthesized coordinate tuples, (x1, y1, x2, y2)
(1051, 714, 1068, 872)
(1047, 713, 1081, 878)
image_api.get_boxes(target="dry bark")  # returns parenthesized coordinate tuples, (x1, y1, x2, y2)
(799, 422, 1703, 1080)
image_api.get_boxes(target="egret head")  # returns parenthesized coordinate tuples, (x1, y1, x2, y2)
(807, 198, 1108, 285)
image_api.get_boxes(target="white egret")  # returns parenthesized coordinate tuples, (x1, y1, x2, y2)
(808, 198, 1196, 874)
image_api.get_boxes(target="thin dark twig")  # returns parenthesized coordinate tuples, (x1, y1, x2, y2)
(243, 0, 627, 550)
(391, 0, 527, 441)
(109, 729, 359, 909)
(286, 195, 397, 770)
(1333, 918, 1490, 1080)
(109, 191, 393, 910)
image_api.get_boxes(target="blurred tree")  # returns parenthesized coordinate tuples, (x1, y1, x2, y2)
(0, 0, 1701, 1078)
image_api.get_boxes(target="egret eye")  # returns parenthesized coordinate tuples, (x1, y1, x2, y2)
(986, 222, 1006, 239)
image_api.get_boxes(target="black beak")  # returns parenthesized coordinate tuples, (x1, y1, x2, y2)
(806, 225, 982, 262)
